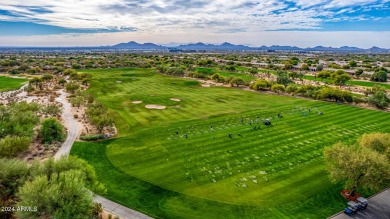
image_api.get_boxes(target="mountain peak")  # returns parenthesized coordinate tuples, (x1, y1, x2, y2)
(109, 41, 389, 52)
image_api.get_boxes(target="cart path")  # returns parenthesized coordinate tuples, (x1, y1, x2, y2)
(54, 89, 153, 219)
(329, 188, 390, 219)
(54, 90, 80, 159)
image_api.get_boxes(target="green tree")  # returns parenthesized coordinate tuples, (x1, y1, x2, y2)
(368, 89, 390, 109)
(371, 71, 388, 82)
(355, 69, 364, 76)
(349, 60, 357, 67)
(40, 118, 66, 144)
(333, 73, 351, 85)
(276, 72, 292, 86)
(316, 64, 324, 72)
(359, 133, 390, 159)
(18, 64, 30, 72)
(301, 64, 309, 71)
(90, 113, 114, 133)
(317, 70, 331, 80)
(249, 67, 258, 75)
(324, 142, 390, 197)
(225, 65, 236, 72)
(331, 70, 351, 85)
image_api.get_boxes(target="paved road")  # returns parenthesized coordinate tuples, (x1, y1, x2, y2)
(95, 196, 153, 219)
(330, 188, 390, 219)
(54, 89, 153, 219)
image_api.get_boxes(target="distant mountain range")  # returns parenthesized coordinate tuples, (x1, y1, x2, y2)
(0, 41, 388, 53)
(109, 41, 390, 53)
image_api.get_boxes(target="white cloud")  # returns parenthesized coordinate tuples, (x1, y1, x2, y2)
(0, 0, 374, 33)
(0, 0, 387, 47)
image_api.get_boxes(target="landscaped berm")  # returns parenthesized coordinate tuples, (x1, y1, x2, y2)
(71, 68, 390, 219)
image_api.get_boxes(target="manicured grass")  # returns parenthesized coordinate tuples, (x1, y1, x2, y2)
(0, 76, 28, 92)
(303, 75, 333, 83)
(72, 68, 390, 218)
(347, 80, 390, 89)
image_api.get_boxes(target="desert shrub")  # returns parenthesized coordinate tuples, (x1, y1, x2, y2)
(316, 87, 353, 103)
(42, 104, 61, 116)
(251, 79, 272, 91)
(65, 81, 80, 93)
(286, 84, 299, 94)
(368, 90, 390, 109)
(0, 136, 31, 158)
(352, 96, 367, 104)
(80, 134, 105, 141)
(296, 85, 319, 97)
(229, 77, 245, 87)
(0, 102, 40, 138)
(40, 118, 66, 144)
(16, 157, 106, 219)
(0, 158, 29, 218)
(271, 84, 285, 93)
(63, 69, 77, 76)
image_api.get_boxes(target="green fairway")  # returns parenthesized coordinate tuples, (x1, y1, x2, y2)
(72, 68, 390, 218)
(347, 80, 390, 89)
(0, 76, 28, 92)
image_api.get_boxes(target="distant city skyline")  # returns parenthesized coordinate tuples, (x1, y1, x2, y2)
(0, 0, 389, 47)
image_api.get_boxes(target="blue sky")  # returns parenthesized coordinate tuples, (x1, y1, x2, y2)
(0, 0, 389, 47)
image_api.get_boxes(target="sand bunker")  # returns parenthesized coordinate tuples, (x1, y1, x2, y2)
(131, 100, 142, 104)
(145, 104, 166, 109)
(170, 98, 181, 102)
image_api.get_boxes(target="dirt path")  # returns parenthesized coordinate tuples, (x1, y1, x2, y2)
(53, 89, 153, 219)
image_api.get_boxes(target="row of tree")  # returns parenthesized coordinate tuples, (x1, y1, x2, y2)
(251, 79, 355, 103)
